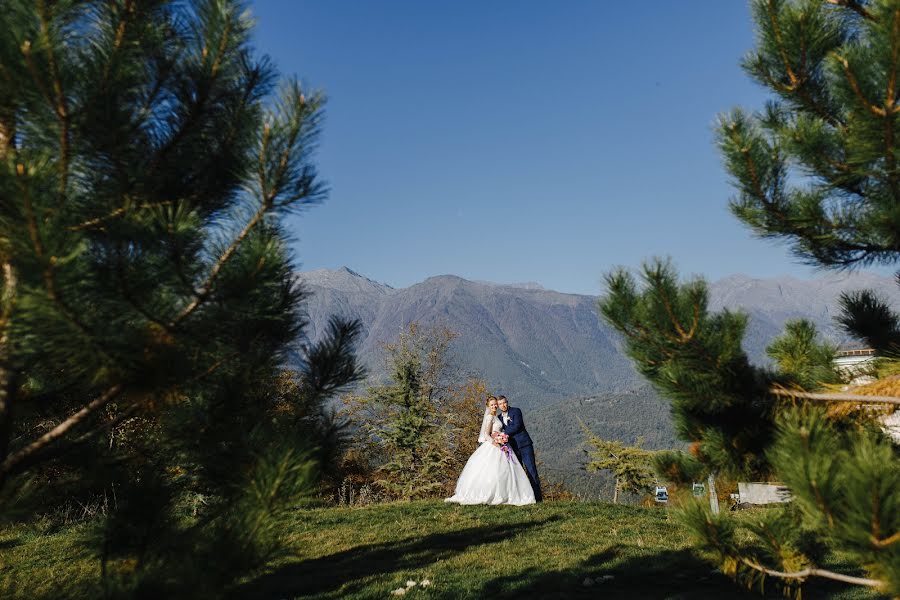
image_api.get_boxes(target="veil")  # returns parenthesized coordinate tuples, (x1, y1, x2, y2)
(477, 407, 493, 443)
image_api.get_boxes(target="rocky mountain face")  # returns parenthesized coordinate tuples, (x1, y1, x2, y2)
(298, 268, 637, 407)
(708, 271, 897, 360)
(297, 267, 899, 408)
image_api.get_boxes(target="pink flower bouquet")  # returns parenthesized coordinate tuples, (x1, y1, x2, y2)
(491, 431, 514, 462)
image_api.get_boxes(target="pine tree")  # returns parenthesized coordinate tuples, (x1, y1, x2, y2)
(580, 421, 656, 504)
(837, 276, 900, 355)
(601, 0, 900, 595)
(721, 0, 898, 269)
(372, 343, 451, 500)
(601, 259, 895, 595)
(766, 319, 841, 390)
(0, 1, 362, 596)
(601, 259, 778, 481)
(720, 0, 900, 355)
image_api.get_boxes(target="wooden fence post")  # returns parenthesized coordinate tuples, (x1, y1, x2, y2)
(708, 473, 719, 515)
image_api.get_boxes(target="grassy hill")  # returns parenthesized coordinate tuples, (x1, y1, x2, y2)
(2, 501, 884, 599)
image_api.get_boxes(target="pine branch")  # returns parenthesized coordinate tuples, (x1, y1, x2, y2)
(68, 200, 175, 231)
(189, 351, 239, 384)
(19, 40, 55, 132)
(171, 86, 321, 326)
(37, 0, 70, 201)
(884, 7, 900, 204)
(49, 352, 236, 461)
(836, 55, 884, 116)
(826, 0, 874, 21)
(872, 529, 900, 548)
(740, 558, 881, 588)
(125, 52, 176, 142)
(169, 202, 268, 326)
(765, 0, 801, 90)
(888, 7, 900, 113)
(726, 116, 894, 266)
(0, 261, 15, 330)
(748, 3, 841, 128)
(17, 167, 110, 357)
(656, 281, 699, 341)
(145, 1, 246, 179)
(207, 9, 234, 79)
(114, 241, 170, 330)
(0, 384, 123, 481)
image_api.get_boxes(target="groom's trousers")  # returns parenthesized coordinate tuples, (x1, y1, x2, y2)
(516, 444, 543, 502)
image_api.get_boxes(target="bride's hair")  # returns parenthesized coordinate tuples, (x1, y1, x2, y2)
(485, 395, 498, 416)
(485, 395, 497, 407)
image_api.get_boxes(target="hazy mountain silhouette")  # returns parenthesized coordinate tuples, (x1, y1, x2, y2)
(298, 267, 899, 408)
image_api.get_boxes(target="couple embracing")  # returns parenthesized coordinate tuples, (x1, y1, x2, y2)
(445, 395, 542, 506)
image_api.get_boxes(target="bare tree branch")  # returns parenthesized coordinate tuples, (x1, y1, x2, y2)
(0, 262, 17, 467)
(741, 558, 881, 588)
(771, 388, 900, 405)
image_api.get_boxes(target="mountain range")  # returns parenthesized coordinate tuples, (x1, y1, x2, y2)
(297, 267, 899, 408)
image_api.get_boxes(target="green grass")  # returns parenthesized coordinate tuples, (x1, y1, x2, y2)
(0, 501, 887, 599)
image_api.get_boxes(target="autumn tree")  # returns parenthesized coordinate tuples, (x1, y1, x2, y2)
(342, 323, 489, 500)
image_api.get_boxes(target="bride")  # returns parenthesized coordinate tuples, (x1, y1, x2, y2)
(445, 396, 536, 506)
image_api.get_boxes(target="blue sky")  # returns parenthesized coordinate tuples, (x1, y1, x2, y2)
(250, 1, 848, 295)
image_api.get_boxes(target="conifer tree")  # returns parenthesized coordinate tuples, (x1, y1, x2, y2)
(720, 0, 900, 355)
(580, 421, 656, 504)
(0, 1, 362, 595)
(601, 0, 900, 594)
(766, 319, 841, 390)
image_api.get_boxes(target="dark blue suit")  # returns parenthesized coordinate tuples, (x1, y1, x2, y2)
(500, 407, 542, 502)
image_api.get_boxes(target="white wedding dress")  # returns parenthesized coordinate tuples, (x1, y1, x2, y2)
(445, 411, 536, 506)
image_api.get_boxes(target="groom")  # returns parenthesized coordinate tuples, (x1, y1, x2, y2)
(497, 395, 542, 502)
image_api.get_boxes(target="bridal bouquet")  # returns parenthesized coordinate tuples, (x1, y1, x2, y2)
(491, 432, 513, 461)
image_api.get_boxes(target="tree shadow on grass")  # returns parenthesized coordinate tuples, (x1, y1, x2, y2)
(0, 538, 21, 550)
(474, 548, 748, 600)
(476, 548, 884, 600)
(233, 515, 562, 599)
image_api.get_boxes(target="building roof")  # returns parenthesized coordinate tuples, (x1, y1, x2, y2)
(836, 348, 876, 358)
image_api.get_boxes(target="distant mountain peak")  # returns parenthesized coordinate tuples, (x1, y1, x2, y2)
(296, 267, 393, 294)
(474, 279, 547, 291)
(422, 274, 467, 284)
(506, 281, 547, 291)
